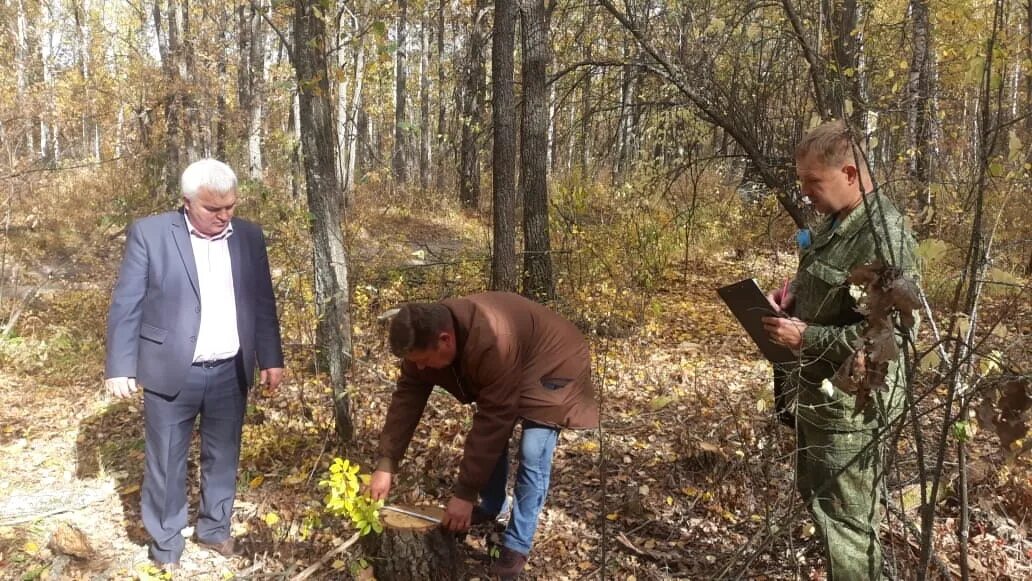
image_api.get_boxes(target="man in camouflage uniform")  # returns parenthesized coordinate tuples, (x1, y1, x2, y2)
(763, 120, 918, 579)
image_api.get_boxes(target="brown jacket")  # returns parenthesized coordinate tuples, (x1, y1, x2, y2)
(375, 292, 599, 501)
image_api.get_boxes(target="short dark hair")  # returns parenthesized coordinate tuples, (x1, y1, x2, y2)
(388, 302, 453, 357)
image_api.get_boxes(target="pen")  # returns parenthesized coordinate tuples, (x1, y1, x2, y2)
(777, 278, 791, 312)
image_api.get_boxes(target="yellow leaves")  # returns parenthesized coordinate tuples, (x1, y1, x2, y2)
(319, 458, 384, 536)
(605, 512, 619, 521)
(987, 268, 1022, 289)
(282, 469, 309, 486)
(800, 523, 816, 539)
(1008, 130, 1023, 162)
(898, 482, 926, 513)
(979, 350, 1003, 376)
(745, 23, 761, 41)
(578, 440, 599, 454)
(23, 540, 40, 554)
(135, 561, 173, 581)
(918, 238, 951, 265)
(262, 512, 281, 527)
(249, 474, 265, 489)
(919, 350, 941, 373)
(649, 396, 677, 411)
(681, 486, 714, 502)
(705, 17, 726, 35)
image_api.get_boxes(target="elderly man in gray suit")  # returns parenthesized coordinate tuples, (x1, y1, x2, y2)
(104, 159, 284, 572)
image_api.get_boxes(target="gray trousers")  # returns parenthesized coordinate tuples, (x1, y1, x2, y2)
(141, 356, 247, 563)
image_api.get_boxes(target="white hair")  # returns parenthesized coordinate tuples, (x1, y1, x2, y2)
(181, 159, 238, 199)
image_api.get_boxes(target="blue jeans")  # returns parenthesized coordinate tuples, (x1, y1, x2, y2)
(478, 420, 560, 555)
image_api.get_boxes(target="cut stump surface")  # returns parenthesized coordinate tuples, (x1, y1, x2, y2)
(362, 505, 461, 581)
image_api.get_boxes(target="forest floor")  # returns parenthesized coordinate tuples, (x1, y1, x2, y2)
(1, 201, 1030, 580)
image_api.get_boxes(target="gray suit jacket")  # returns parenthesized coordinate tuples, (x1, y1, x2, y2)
(105, 210, 284, 396)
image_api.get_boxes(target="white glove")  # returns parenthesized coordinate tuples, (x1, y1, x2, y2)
(105, 377, 138, 399)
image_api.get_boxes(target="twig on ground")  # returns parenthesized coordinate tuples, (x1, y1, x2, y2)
(236, 552, 267, 578)
(289, 531, 361, 581)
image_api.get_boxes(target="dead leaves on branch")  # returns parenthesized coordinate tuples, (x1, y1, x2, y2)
(833, 262, 920, 413)
(976, 378, 1032, 460)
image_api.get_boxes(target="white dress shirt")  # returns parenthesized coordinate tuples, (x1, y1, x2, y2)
(187, 217, 240, 362)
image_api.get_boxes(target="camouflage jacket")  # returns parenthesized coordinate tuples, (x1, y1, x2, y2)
(786, 193, 919, 431)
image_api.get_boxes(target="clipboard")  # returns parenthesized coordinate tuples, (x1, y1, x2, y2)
(717, 278, 796, 363)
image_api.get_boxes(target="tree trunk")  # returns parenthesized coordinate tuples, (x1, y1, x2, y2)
(907, 0, 934, 219)
(361, 506, 459, 581)
(418, 5, 431, 191)
(293, 0, 354, 443)
(393, 0, 409, 184)
(519, 0, 553, 301)
(39, 0, 56, 163)
(154, 0, 184, 197)
(615, 40, 638, 179)
(491, 0, 518, 292)
(824, 0, 866, 130)
(238, 0, 265, 180)
(289, 89, 303, 200)
(335, 2, 351, 195)
(1027, 0, 1032, 137)
(459, 0, 487, 209)
(15, 0, 34, 156)
(175, 0, 199, 160)
(74, 0, 100, 161)
(214, 12, 228, 161)
(344, 38, 365, 203)
(435, 0, 447, 192)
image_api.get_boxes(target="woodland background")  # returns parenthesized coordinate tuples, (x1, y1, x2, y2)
(0, 0, 1030, 579)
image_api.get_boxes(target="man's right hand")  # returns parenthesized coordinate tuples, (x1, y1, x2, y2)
(105, 377, 138, 399)
(767, 278, 795, 313)
(369, 470, 392, 501)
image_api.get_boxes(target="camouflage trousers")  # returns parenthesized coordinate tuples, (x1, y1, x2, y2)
(796, 424, 886, 580)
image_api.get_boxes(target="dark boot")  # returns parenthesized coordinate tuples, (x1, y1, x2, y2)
(490, 546, 528, 580)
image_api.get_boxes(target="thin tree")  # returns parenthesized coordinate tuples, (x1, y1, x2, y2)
(238, 0, 266, 180)
(906, 0, 935, 222)
(491, 0, 518, 291)
(292, 0, 355, 442)
(459, 0, 487, 209)
(392, 0, 409, 184)
(519, 0, 553, 300)
(825, 0, 867, 131)
(153, 0, 188, 197)
(434, 0, 447, 192)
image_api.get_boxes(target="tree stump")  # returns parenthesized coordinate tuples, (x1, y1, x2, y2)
(362, 505, 461, 581)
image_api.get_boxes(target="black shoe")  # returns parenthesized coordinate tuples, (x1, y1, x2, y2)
(490, 546, 528, 579)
